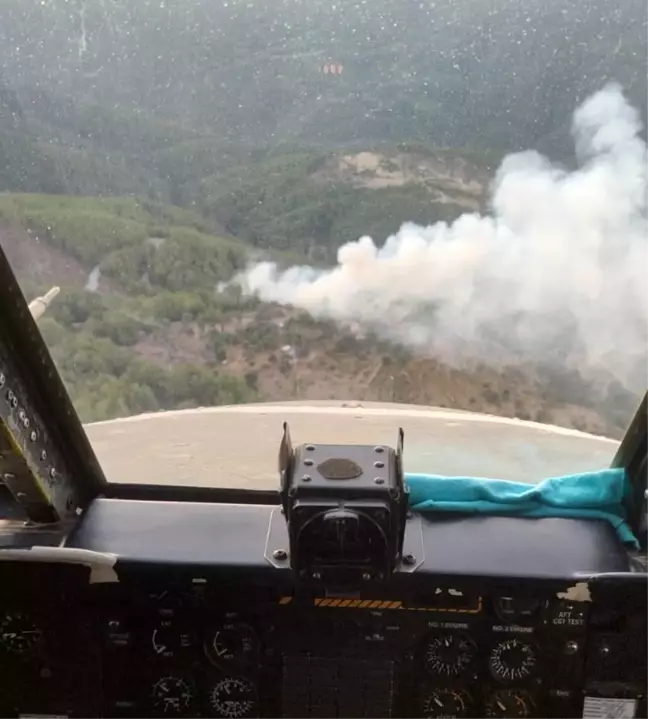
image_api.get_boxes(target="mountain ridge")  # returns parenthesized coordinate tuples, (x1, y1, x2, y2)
(0, 0, 644, 437)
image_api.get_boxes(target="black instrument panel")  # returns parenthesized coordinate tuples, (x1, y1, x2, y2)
(0, 499, 646, 719)
(92, 576, 597, 719)
(0, 564, 645, 719)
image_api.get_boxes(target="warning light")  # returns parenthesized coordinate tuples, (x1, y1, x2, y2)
(321, 63, 344, 75)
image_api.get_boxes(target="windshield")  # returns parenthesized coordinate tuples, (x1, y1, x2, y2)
(1, 0, 646, 487)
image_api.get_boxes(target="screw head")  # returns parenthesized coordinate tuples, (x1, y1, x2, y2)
(272, 549, 287, 560)
(403, 553, 416, 566)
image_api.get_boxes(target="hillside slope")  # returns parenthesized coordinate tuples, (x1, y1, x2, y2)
(0, 189, 637, 438)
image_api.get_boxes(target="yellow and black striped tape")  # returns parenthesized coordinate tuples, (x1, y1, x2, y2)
(278, 596, 482, 613)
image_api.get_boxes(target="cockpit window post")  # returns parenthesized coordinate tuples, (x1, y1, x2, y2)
(0, 244, 108, 526)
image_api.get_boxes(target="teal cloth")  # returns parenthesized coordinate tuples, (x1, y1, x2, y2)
(405, 468, 639, 549)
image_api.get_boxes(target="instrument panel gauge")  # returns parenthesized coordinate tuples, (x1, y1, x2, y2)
(151, 619, 195, 658)
(421, 688, 471, 718)
(151, 676, 194, 715)
(205, 622, 259, 669)
(485, 689, 534, 718)
(424, 632, 477, 677)
(0, 612, 43, 654)
(489, 638, 537, 682)
(209, 677, 258, 718)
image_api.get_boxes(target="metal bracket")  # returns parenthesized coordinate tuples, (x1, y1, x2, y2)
(395, 514, 425, 573)
(264, 507, 292, 570)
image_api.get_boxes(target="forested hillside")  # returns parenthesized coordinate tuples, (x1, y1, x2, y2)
(0, 0, 645, 434)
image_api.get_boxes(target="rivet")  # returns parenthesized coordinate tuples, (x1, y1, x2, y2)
(272, 549, 287, 560)
(374, 477, 385, 484)
(305, 444, 316, 451)
(374, 446, 384, 453)
(302, 475, 311, 482)
(304, 459, 314, 466)
(374, 460, 384, 468)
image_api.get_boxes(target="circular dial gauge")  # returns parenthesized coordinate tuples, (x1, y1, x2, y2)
(424, 633, 477, 677)
(0, 612, 42, 654)
(151, 676, 194, 715)
(485, 689, 534, 718)
(489, 639, 537, 682)
(151, 620, 195, 658)
(205, 623, 259, 669)
(422, 688, 471, 718)
(209, 677, 258, 718)
(494, 597, 541, 623)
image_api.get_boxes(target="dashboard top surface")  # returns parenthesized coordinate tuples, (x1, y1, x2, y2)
(82, 404, 618, 489)
(62, 498, 631, 580)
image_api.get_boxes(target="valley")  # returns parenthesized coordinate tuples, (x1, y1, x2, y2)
(0, 0, 644, 439)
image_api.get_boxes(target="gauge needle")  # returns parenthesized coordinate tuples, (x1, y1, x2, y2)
(152, 630, 167, 654)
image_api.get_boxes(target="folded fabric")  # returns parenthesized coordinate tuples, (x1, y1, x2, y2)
(405, 468, 639, 549)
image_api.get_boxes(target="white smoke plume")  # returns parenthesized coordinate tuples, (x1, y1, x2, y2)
(234, 84, 647, 392)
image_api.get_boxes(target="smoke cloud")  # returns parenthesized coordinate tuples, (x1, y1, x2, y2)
(234, 84, 647, 393)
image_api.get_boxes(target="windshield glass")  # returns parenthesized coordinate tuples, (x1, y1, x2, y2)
(1, 0, 646, 487)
